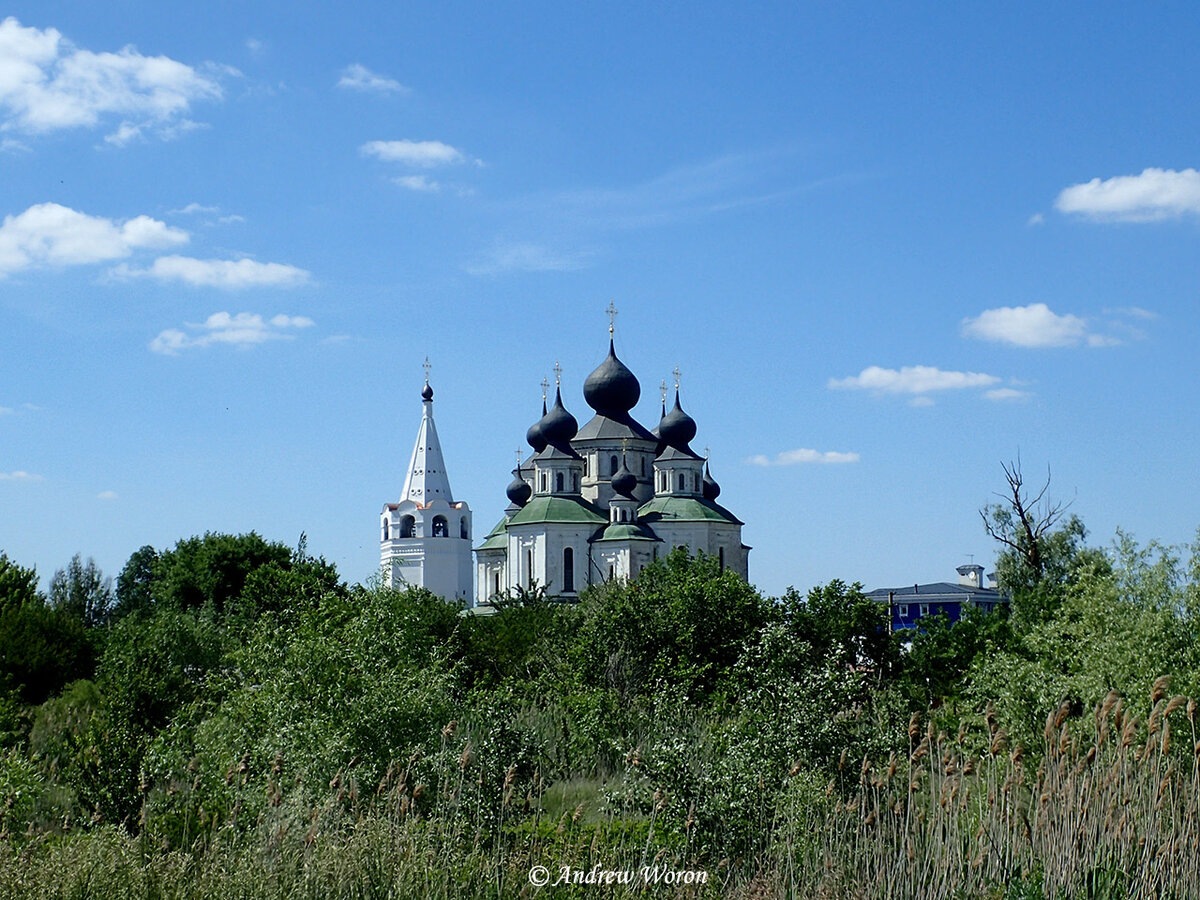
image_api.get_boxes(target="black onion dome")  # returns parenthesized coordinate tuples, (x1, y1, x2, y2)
(506, 471, 532, 507)
(659, 391, 697, 450)
(610, 455, 637, 498)
(540, 387, 578, 447)
(421, 382, 434, 401)
(702, 462, 721, 501)
(583, 340, 640, 416)
(526, 399, 549, 452)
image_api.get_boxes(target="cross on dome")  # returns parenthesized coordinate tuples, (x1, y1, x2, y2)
(606, 301, 618, 336)
(553, 360, 562, 386)
(423, 356, 431, 383)
(673, 365, 681, 391)
(540, 377, 549, 402)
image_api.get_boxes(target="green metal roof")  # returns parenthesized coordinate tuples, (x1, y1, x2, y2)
(507, 495, 607, 526)
(591, 521, 661, 543)
(474, 517, 508, 552)
(637, 495, 743, 525)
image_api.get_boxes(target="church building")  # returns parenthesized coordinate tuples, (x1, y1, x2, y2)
(380, 325, 749, 607)
(474, 322, 749, 604)
(379, 363, 474, 605)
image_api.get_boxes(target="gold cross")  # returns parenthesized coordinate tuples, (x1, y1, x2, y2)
(422, 356, 431, 382)
(672, 365, 681, 391)
(514, 449, 523, 469)
(660, 379, 667, 404)
(606, 301, 618, 335)
(540, 377, 549, 402)
(553, 360, 562, 386)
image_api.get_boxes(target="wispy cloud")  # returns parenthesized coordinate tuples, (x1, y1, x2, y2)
(395, 174, 440, 192)
(465, 241, 593, 276)
(97, 490, 118, 500)
(1055, 168, 1200, 222)
(0, 17, 225, 143)
(983, 388, 1032, 402)
(113, 255, 310, 288)
(0, 470, 42, 482)
(150, 312, 314, 354)
(747, 448, 860, 466)
(0, 202, 187, 274)
(337, 64, 408, 94)
(829, 365, 1001, 397)
(361, 139, 469, 167)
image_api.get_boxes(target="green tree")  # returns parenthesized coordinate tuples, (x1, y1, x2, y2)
(113, 544, 158, 619)
(49, 554, 114, 627)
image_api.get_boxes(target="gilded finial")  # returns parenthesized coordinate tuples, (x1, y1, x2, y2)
(672, 365, 681, 391)
(422, 356, 432, 383)
(553, 360, 562, 386)
(606, 301, 618, 336)
(540, 376, 549, 403)
(660, 379, 668, 404)
(514, 448, 523, 470)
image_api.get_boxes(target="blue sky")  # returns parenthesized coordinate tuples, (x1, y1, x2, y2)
(2, 1, 1199, 598)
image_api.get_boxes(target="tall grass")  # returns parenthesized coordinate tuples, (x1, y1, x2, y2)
(4, 689, 1200, 899)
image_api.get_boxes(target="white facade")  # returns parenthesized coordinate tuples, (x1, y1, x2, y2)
(381, 381, 473, 605)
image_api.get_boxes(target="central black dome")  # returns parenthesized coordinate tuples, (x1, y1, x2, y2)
(658, 391, 697, 451)
(583, 340, 640, 416)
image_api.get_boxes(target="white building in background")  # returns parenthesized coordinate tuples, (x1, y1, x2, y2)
(380, 372, 473, 605)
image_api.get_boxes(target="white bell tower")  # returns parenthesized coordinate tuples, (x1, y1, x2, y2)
(380, 361, 473, 605)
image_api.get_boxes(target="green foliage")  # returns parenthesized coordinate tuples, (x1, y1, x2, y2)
(152, 531, 294, 614)
(900, 605, 1012, 706)
(48, 554, 114, 628)
(0, 552, 40, 611)
(0, 592, 93, 707)
(574, 547, 771, 701)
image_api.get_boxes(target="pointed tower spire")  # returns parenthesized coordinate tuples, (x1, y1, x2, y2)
(400, 371, 454, 505)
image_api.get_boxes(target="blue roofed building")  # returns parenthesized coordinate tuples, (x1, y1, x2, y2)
(865, 564, 1007, 634)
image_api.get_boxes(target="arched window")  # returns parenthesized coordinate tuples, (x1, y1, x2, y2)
(572, 472, 578, 492)
(526, 550, 534, 589)
(400, 515, 415, 538)
(493, 570, 501, 597)
(563, 547, 575, 592)
(608, 563, 615, 581)
(382, 519, 389, 541)
(460, 517, 469, 539)
(678, 473, 685, 491)
(610, 454, 619, 475)
(432, 515, 448, 537)
(640, 457, 645, 475)
(718, 547, 725, 573)
(556, 471, 564, 492)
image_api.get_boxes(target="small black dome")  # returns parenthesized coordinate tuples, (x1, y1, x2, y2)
(507, 471, 532, 506)
(659, 391, 697, 451)
(526, 399, 549, 452)
(583, 340, 640, 416)
(421, 382, 434, 401)
(610, 455, 637, 498)
(702, 462, 721, 501)
(540, 386, 578, 447)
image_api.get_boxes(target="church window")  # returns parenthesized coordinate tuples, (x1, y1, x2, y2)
(583, 456, 589, 476)
(556, 472, 564, 492)
(678, 473, 685, 491)
(572, 472, 578, 491)
(432, 515, 448, 537)
(400, 515, 415, 538)
(718, 546, 725, 573)
(493, 570, 501, 598)
(695, 473, 701, 491)
(382, 519, 389, 541)
(526, 550, 534, 589)
(563, 547, 575, 592)
(640, 457, 645, 475)
(608, 563, 615, 581)
(460, 517, 468, 539)
(610, 455, 619, 475)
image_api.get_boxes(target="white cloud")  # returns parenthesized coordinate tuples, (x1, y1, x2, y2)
(1107, 306, 1158, 321)
(338, 64, 408, 94)
(0, 202, 187, 274)
(962, 303, 1090, 348)
(983, 388, 1032, 402)
(465, 241, 593, 276)
(909, 396, 936, 408)
(1027, 212, 1045, 226)
(1055, 168, 1200, 222)
(395, 174, 440, 192)
(747, 448, 860, 466)
(96, 490, 118, 500)
(114, 255, 310, 288)
(172, 202, 218, 215)
(828, 365, 1000, 395)
(0, 406, 12, 415)
(361, 139, 467, 167)
(0, 470, 42, 482)
(0, 17, 224, 141)
(150, 311, 314, 354)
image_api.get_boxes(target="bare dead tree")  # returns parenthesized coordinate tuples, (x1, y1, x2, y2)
(981, 457, 1072, 583)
